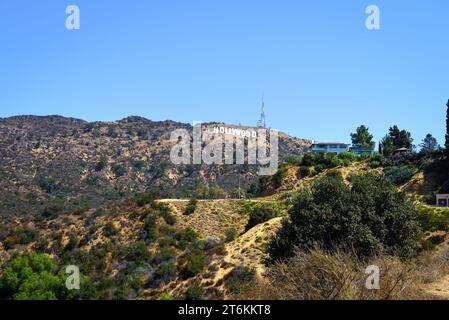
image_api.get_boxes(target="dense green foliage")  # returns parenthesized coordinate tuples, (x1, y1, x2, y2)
(419, 134, 439, 154)
(245, 203, 284, 231)
(179, 250, 207, 279)
(380, 125, 414, 155)
(184, 198, 198, 215)
(446, 99, 449, 155)
(268, 173, 422, 261)
(418, 206, 449, 233)
(0, 253, 94, 300)
(350, 125, 375, 149)
(184, 284, 204, 300)
(384, 166, 417, 185)
(195, 185, 226, 199)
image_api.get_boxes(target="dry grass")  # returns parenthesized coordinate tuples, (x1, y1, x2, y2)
(234, 249, 440, 300)
(417, 244, 449, 284)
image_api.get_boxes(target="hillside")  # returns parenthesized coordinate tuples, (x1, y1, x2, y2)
(2, 117, 449, 300)
(0, 115, 310, 219)
(3, 157, 449, 300)
(0, 193, 284, 299)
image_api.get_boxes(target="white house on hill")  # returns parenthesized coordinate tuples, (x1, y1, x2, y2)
(311, 142, 350, 155)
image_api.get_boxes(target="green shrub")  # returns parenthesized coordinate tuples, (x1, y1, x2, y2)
(134, 193, 155, 207)
(184, 198, 198, 215)
(41, 202, 64, 219)
(157, 292, 175, 300)
(269, 173, 421, 261)
(370, 153, 383, 162)
(225, 266, 256, 294)
(184, 284, 204, 300)
(174, 228, 199, 249)
(273, 166, 288, 189)
(369, 161, 382, 168)
(35, 239, 49, 253)
(0, 253, 65, 300)
(245, 203, 282, 231)
(35, 176, 61, 194)
(113, 241, 151, 262)
(175, 228, 198, 242)
(195, 185, 226, 199)
(423, 194, 437, 206)
(63, 236, 79, 252)
(103, 222, 119, 237)
(287, 156, 303, 166)
(225, 228, 238, 242)
(180, 251, 207, 279)
(152, 247, 176, 264)
(9, 228, 38, 245)
(95, 158, 107, 172)
(418, 206, 449, 232)
(338, 151, 356, 163)
(157, 204, 177, 225)
(302, 153, 316, 166)
(130, 159, 145, 170)
(142, 214, 158, 242)
(153, 262, 177, 284)
(299, 166, 315, 177)
(421, 239, 436, 251)
(384, 166, 416, 185)
(111, 163, 126, 177)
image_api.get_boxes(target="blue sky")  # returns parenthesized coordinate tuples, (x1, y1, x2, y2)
(0, 0, 448, 146)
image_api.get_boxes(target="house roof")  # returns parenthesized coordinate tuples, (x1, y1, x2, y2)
(394, 147, 410, 152)
(312, 142, 350, 146)
(350, 147, 375, 150)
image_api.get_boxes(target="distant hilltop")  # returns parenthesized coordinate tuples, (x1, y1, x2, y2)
(0, 115, 311, 218)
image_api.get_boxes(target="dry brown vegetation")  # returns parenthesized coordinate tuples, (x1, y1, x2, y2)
(233, 248, 449, 300)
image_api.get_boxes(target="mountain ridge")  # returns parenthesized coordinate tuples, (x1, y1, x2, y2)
(0, 114, 311, 218)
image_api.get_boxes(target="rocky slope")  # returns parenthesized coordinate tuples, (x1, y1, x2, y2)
(0, 115, 310, 218)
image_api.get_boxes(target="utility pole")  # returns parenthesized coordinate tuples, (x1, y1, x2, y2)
(257, 96, 266, 129)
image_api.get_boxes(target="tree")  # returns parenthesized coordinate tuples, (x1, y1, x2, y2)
(380, 135, 394, 156)
(350, 125, 375, 149)
(268, 173, 421, 262)
(0, 253, 65, 300)
(388, 125, 413, 150)
(445, 100, 449, 155)
(419, 134, 438, 154)
(245, 203, 281, 231)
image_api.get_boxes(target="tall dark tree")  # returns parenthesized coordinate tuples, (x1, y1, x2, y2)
(268, 173, 421, 261)
(350, 125, 375, 149)
(419, 134, 438, 154)
(388, 125, 413, 150)
(380, 135, 394, 156)
(445, 99, 449, 155)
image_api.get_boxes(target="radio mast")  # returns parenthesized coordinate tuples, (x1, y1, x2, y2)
(257, 97, 266, 128)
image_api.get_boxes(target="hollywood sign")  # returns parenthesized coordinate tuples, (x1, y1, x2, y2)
(212, 126, 258, 139)
(170, 123, 278, 176)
